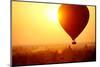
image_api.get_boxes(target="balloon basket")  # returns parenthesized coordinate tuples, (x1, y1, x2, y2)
(72, 41, 76, 44)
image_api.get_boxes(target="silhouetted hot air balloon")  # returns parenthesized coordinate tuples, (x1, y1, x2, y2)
(58, 4, 89, 44)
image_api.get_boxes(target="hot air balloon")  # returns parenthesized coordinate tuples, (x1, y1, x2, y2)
(58, 4, 89, 44)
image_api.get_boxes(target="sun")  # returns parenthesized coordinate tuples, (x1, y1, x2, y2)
(47, 9, 58, 23)
(46, 5, 60, 24)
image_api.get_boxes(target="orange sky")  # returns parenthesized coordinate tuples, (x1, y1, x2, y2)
(12, 1, 95, 46)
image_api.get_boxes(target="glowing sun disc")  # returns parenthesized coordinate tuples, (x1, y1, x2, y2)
(46, 5, 60, 24)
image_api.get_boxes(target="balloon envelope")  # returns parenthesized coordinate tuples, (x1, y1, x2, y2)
(58, 4, 89, 42)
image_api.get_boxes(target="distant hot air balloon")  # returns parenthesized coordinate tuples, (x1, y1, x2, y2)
(58, 4, 89, 44)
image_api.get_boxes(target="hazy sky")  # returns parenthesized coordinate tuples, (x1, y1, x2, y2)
(12, 1, 95, 46)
